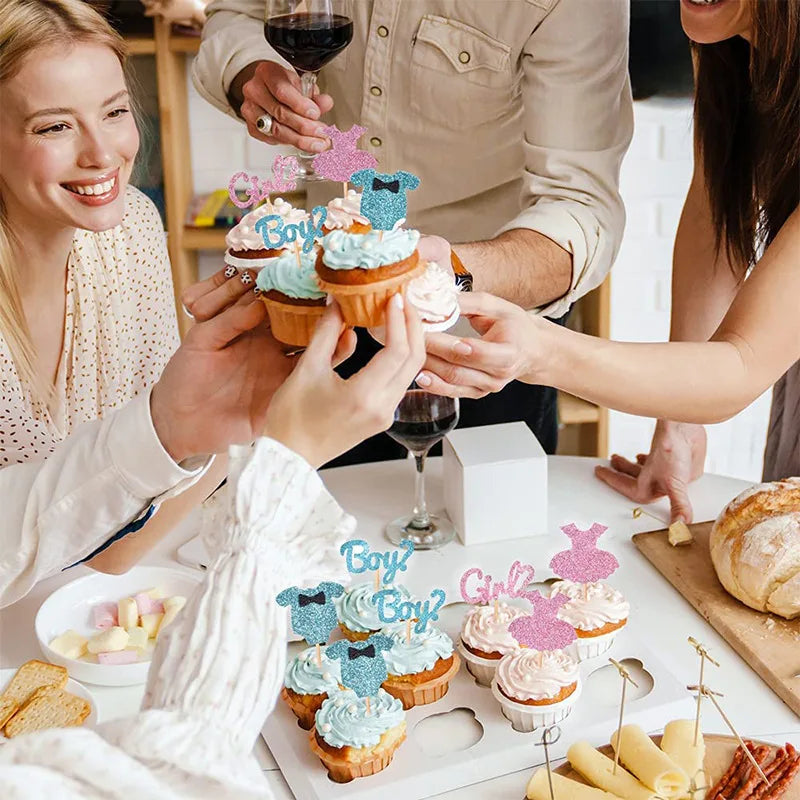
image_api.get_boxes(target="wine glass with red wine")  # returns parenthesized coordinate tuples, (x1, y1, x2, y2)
(265, 0, 353, 182)
(385, 389, 459, 550)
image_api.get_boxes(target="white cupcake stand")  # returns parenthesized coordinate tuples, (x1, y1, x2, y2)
(262, 608, 694, 800)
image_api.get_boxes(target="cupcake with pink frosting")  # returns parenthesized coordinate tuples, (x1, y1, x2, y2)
(491, 649, 581, 732)
(457, 602, 527, 686)
(322, 190, 371, 235)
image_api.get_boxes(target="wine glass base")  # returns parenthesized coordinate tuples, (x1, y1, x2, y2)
(385, 514, 457, 550)
(294, 153, 326, 183)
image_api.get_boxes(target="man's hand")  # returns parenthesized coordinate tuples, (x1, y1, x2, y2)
(231, 61, 333, 152)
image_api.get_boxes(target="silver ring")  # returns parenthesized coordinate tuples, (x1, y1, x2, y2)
(256, 113, 273, 135)
(181, 302, 194, 320)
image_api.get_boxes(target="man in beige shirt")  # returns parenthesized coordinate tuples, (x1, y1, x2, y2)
(193, 0, 633, 464)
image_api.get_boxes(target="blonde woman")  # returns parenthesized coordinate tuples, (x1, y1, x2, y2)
(0, 0, 418, 607)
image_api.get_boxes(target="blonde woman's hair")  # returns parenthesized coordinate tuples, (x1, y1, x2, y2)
(0, 0, 127, 402)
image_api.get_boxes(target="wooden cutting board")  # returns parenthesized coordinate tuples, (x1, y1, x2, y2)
(633, 523, 800, 717)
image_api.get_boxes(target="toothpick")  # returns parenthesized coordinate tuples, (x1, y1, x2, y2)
(537, 650, 544, 669)
(688, 684, 770, 788)
(535, 725, 562, 800)
(316, 643, 322, 668)
(294, 242, 302, 268)
(687, 637, 719, 746)
(342, 181, 347, 200)
(632, 507, 665, 524)
(374, 569, 380, 592)
(610, 658, 639, 774)
(365, 696, 371, 716)
(379, 230, 384, 242)
(406, 617, 412, 643)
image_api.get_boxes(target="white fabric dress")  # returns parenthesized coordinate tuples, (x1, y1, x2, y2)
(0, 438, 355, 799)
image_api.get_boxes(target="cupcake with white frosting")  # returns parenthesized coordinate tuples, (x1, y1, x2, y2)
(550, 580, 630, 660)
(380, 623, 460, 709)
(322, 190, 371, 235)
(457, 602, 527, 686)
(335, 582, 415, 642)
(281, 646, 342, 730)
(491, 649, 581, 732)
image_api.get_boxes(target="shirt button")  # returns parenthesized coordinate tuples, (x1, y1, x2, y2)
(370, 85, 383, 97)
(377, 25, 389, 37)
(370, 136, 382, 147)
(459, 51, 471, 64)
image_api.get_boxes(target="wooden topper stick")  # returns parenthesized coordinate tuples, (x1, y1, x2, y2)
(687, 637, 720, 746)
(406, 616, 412, 643)
(688, 684, 770, 788)
(535, 725, 562, 800)
(610, 658, 639, 774)
(374, 568, 380, 592)
(342, 181, 348, 199)
(365, 696, 371, 716)
(294, 241, 302, 268)
(316, 643, 322, 668)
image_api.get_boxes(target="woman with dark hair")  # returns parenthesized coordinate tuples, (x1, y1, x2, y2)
(418, 0, 800, 522)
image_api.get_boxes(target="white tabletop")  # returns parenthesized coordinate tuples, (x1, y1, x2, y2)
(3, 456, 798, 799)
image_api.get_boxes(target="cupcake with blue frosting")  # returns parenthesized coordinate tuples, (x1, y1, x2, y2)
(335, 581, 414, 642)
(309, 688, 406, 783)
(380, 623, 461, 709)
(281, 646, 342, 730)
(315, 227, 424, 327)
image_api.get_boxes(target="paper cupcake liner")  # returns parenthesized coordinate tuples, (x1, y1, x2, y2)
(308, 725, 405, 783)
(367, 304, 460, 345)
(260, 296, 326, 347)
(490, 676, 582, 733)
(573, 627, 621, 661)
(457, 640, 504, 687)
(281, 686, 325, 730)
(317, 262, 425, 328)
(382, 652, 461, 710)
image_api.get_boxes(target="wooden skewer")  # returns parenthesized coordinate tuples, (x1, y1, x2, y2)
(374, 569, 380, 592)
(316, 643, 322, 668)
(687, 637, 720, 746)
(632, 506, 666, 524)
(610, 658, 639, 775)
(342, 181, 348, 199)
(406, 617, 412, 643)
(535, 725, 562, 800)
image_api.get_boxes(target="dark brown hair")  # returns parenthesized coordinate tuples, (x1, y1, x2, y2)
(692, 0, 799, 273)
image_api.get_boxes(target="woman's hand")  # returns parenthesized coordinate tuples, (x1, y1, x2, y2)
(265, 295, 424, 468)
(180, 266, 257, 323)
(417, 292, 546, 398)
(595, 420, 707, 524)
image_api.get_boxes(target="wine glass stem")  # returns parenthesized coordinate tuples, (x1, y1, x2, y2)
(410, 451, 431, 530)
(300, 71, 317, 101)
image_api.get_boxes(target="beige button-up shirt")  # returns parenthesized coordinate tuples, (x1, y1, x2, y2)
(193, 0, 633, 317)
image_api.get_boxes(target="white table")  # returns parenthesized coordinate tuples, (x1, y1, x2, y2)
(3, 456, 798, 799)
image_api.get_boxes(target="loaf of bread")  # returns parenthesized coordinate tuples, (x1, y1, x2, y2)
(709, 478, 800, 619)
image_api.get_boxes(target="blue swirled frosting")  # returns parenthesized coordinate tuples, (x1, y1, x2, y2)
(284, 646, 342, 696)
(381, 623, 454, 677)
(335, 581, 413, 633)
(315, 688, 404, 748)
(255, 248, 325, 300)
(320, 228, 419, 270)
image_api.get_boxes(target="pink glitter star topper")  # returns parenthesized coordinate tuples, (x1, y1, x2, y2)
(312, 124, 377, 183)
(508, 593, 576, 651)
(227, 154, 300, 209)
(549, 522, 619, 583)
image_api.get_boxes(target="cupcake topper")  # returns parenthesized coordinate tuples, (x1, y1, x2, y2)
(687, 637, 720, 746)
(549, 523, 619, 595)
(326, 633, 393, 709)
(350, 168, 420, 231)
(459, 561, 537, 618)
(227, 154, 300, 209)
(507, 592, 576, 661)
(255, 205, 326, 254)
(535, 725, 562, 800)
(375, 586, 446, 636)
(609, 658, 639, 774)
(311, 125, 377, 196)
(340, 538, 414, 590)
(276, 582, 345, 664)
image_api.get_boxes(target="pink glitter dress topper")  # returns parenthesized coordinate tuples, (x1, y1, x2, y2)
(508, 592, 576, 651)
(312, 124, 377, 183)
(549, 523, 619, 583)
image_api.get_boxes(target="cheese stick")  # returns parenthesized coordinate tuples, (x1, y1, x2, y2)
(611, 725, 689, 799)
(568, 741, 659, 800)
(527, 768, 624, 800)
(660, 720, 706, 799)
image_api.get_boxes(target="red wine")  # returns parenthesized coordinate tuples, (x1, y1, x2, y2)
(387, 391, 458, 453)
(265, 13, 353, 73)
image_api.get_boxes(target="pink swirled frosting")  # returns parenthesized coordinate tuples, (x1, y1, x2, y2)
(324, 190, 370, 230)
(496, 649, 579, 701)
(460, 602, 527, 655)
(226, 198, 309, 252)
(550, 580, 629, 631)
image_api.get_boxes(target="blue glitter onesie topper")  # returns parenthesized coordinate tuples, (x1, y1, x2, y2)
(276, 582, 344, 645)
(326, 634, 393, 697)
(350, 169, 420, 231)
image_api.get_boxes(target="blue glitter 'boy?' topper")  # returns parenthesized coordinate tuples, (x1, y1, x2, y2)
(350, 169, 420, 231)
(326, 634, 393, 697)
(254, 205, 327, 254)
(374, 587, 446, 634)
(276, 582, 344, 645)
(339, 538, 414, 585)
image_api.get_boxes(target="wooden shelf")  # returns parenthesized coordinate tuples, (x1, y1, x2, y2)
(558, 391, 600, 426)
(184, 226, 229, 250)
(125, 34, 156, 55)
(169, 35, 201, 54)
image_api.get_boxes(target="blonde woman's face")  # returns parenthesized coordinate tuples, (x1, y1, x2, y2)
(0, 42, 138, 233)
(680, 0, 754, 44)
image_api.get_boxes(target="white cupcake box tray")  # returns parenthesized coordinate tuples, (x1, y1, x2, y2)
(261, 608, 694, 800)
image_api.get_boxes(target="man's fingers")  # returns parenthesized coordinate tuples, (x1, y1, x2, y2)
(609, 453, 643, 479)
(594, 466, 646, 502)
(418, 353, 504, 395)
(252, 62, 320, 119)
(425, 332, 517, 377)
(458, 291, 517, 320)
(415, 370, 487, 399)
(636, 453, 648, 465)
(666, 477, 694, 524)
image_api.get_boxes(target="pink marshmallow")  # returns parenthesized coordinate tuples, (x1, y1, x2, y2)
(97, 650, 139, 665)
(93, 602, 118, 630)
(134, 593, 156, 615)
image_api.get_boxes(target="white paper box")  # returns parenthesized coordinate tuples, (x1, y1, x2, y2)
(442, 422, 547, 545)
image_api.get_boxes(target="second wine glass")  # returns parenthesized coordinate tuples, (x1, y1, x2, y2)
(264, 0, 353, 182)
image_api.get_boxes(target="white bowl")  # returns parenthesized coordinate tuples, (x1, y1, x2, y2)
(35, 566, 201, 686)
(0, 667, 98, 741)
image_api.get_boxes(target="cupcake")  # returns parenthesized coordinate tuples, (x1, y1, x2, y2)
(315, 227, 425, 327)
(491, 649, 581, 732)
(458, 602, 527, 686)
(281, 646, 342, 730)
(380, 623, 461, 709)
(255, 247, 327, 347)
(224, 198, 309, 272)
(323, 190, 372, 235)
(550, 580, 630, 660)
(309, 688, 406, 783)
(335, 581, 414, 642)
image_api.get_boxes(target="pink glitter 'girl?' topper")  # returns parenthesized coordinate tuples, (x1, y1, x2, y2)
(459, 561, 536, 605)
(227, 154, 300, 209)
(549, 522, 619, 583)
(508, 593, 576, 652)
(312, 124, 377, 183)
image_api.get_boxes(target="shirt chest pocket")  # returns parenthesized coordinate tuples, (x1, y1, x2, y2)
(410, 15, 518, 129)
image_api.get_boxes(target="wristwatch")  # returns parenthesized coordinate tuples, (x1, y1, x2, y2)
(451, 250, 473, 292)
